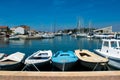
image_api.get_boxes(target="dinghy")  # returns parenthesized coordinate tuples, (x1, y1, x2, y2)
(75, 49, 108, 70)
(24, 50, 52, 70)
(52, 51, 78, 71)
(0, 52, 25, 70)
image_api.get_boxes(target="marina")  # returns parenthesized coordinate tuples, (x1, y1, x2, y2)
(0, 35, 119, 71)
(0, 0, 120, 80)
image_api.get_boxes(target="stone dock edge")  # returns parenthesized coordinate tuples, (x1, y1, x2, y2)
(0, 71, 120, 80)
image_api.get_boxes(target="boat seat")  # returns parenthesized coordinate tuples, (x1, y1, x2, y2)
(79, 53, 91, 57)
(34, 53, 49, 58)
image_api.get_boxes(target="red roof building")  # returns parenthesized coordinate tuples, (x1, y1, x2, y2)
(0, 26, 9, 32)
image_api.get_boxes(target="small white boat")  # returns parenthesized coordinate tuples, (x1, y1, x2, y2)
(75, 49, 108, 70)
(76, 33, 87, 38)
(25, 50, 52, 69)
(55, 32, 63, 36)
(94, 39, 120, 69)
(42, 33, 54, 39)
(93, 34, 115, 39)
(9, 35, 20, 40)
(71, 34, 77, 38)
(87, 33, 94, 38)
(0, 52, 25, 70)
(19, 35, 42, 40)
(87, 35, 94, 38)
(9, 36, 19, 40)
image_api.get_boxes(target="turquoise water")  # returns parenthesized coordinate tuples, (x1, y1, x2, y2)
(0, 35, 102, 58)
(0, 36, 110, 71)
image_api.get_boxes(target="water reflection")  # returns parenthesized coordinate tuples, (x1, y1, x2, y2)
(0, 39, 9, 48)
(0, 36, 115, 71)
(0, 36, 102, 56)
(9, 39, 32, 48)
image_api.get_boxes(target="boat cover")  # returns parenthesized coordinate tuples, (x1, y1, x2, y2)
(0, 52, 25, 62)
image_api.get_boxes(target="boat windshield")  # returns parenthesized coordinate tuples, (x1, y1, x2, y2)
(119, 41, 120, 47)
(111, 41, 117, 48)
(103, 41, 109, 47)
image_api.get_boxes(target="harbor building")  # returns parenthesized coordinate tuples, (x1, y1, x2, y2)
(0, 26, 10, 39)
(0, 26, 9, 34)
(93, 26, 112, 34)
(11, 25, 30, 35)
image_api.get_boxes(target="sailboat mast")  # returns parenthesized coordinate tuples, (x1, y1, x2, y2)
(77, 18, 81, 33)
(88, 21, 91, 33)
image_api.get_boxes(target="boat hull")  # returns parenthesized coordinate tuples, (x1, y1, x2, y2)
(52, 61, 77, 71)
(9, 38, 20, 40)
(79, 60, 107, 70)
(25, 60, 51, 70)
(0, 62, 24, 71)
(76, 34, 87, 38)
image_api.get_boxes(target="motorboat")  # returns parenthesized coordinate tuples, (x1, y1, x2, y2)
(9, 35, 20, 40)
(94, 39, 120, 69)
(42, 33, 54, 39)
(76, 33, 87, 38)
(93, 34, 115, 39)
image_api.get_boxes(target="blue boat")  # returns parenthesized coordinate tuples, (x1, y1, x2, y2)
(52, 51, 78, 71)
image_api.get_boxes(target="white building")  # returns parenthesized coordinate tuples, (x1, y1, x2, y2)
(14, 27, 25, 34)
(93, 26, 112, 34)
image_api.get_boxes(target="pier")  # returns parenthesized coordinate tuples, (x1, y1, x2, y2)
(0, 71, 120, 80)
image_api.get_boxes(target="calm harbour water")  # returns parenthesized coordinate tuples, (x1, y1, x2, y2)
(0, 35, 108, 71)
(0, 35, 102, 57)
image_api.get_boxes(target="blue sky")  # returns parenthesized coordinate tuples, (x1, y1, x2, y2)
(0, 0, 120, 31)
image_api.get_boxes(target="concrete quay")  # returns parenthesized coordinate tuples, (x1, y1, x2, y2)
(0, 71, 120, 80)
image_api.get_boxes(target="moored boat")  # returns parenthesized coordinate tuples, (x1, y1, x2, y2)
(9, 35, 20, 40)
(19, 35, 42, 40)
(52, 51, 78, 71)
(42, 33, 54, 39)
(75, 49, 108, 70)
(94, 39, 120, 69)
(93, 34, 115, 39)
(76, 33, 87, 38)
(54, 32, 63, 36)
(0, 52, 25, 70)
(25, 50, 52, 70)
